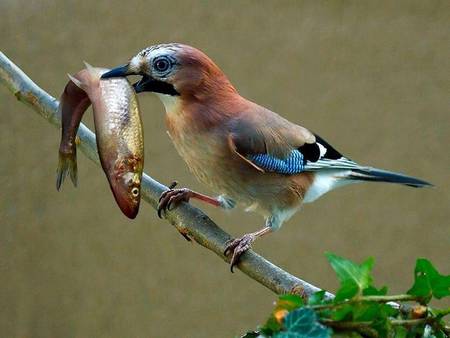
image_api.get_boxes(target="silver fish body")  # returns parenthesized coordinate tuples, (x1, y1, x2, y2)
(57, 64, 144, 218)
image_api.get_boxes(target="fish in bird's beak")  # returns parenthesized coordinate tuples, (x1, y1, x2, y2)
(58, 64, 144, 219)
(101, 64, 131, 78)
(102, 64, 151, 93)
(101, 59, 180, 96)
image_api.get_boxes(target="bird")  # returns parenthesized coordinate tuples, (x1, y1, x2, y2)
(101, 43, 431, 271)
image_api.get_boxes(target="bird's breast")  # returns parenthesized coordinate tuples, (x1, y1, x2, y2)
(166, 115, 229, 190)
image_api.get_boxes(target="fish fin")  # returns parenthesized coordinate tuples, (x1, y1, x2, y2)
(67, 73, 86, 90)
(56, 150, 78, 190)
(83, 61, 102, 78)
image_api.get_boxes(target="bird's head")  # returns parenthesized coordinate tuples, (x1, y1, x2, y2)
(101, 43, 236, 100)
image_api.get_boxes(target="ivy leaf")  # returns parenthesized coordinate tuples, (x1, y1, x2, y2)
(429, 307, 450, 320)
(308, 290, 327, 306)
(393, 326, 407, 338)
(352, 302, 381, 322)
(325, 253, 374, 301)
(407, 259, 450, 303)
(368, 303, 399, 337)
(331, 304, 354, 321)
(362, 285, 388, 296)
(261, 294, 304, 335)
(274, 308, 331, 338)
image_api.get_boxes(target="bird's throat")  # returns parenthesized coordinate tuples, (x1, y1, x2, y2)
(155, 93, 182, 115)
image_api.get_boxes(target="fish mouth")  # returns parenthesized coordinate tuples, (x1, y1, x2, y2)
(113, 190, 140, 219)
(108, 180, 140, 219)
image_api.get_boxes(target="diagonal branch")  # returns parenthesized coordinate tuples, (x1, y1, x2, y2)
(0, 51, 333, 300)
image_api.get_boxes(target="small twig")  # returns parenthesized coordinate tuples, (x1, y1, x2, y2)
(359, 294, 418, 303)
(0, 51, 333, 300)
(390, 318, 430, 326)
(311, 294, 410, 311)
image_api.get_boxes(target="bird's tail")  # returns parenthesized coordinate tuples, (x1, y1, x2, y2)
(346, 167, 432, 188)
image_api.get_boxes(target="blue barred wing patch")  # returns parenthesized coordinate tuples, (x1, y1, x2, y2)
(247, 150, 305, 175)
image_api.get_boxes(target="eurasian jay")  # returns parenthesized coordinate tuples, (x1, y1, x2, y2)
(102, 43, 431, 271)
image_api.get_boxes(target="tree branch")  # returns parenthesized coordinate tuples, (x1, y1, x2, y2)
(0, 51, 333, 299)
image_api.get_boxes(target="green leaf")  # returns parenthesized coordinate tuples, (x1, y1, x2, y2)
(407, 259, 450, 303)
(261, 294, 304, 335)
(308, 290, 327, 306)
(325, 253, 374, 301)
(274, 308, 331, 338)
(362, 285, 388, 296)
(369, 303, 399, 337)
(393, 326, 407, 338)
(352, 302, 381, 322)
(434, 330, 447, 338)
(331, 304, 354, 321)
(279, 294, 304, 308)
(335, 280, 359, 302)
(429, 307, 450, 320)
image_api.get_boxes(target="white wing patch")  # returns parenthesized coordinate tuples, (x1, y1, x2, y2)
(317, 142, 327, 157)
(303, 170, 356, 203)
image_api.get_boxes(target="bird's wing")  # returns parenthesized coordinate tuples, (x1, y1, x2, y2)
(227, 106, 359, 175)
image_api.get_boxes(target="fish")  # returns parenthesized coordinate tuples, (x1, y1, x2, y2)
(56, 63, 144, 219)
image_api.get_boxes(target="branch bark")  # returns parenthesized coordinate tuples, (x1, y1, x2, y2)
(0, 51, 333, 299)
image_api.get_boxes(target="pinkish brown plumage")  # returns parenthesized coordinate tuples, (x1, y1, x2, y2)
(57, 64, 144, 219)
(102, 43, 431, 270)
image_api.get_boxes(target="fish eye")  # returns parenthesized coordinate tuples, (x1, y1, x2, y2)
(131, 187, 139, 197)
(153, 56, 171, 73)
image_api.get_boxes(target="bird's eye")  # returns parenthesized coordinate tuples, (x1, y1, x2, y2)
(153, 57, 171, 73)
(131, 187, 139, 197)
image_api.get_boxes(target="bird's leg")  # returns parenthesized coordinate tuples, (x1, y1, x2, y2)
(158, 182, 236, 242)
(224, 226, 272, 272)
(158, 181, 234, 218)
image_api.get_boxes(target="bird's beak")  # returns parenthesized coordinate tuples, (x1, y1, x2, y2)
(101, 64, 153, 94)
(132, 75, 154, 93)
(101, 62, 179, 95)
(101, 64, 133, 79)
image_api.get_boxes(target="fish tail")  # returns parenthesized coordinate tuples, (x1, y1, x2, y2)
(67, 61, 102, 90)
(67, 73, 87, 90)
(56, 150, 78, 190)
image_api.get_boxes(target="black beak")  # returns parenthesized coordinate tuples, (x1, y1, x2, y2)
(101, 64, 131, 79)
(101, 63, 180, 96)
(133, 75, 154, 93)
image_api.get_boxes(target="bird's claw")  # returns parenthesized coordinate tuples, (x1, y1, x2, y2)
(224, 233, 256, 272)
(157, 181, 193, 218)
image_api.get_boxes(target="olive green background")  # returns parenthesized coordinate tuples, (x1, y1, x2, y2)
(0, 1, 448, 337)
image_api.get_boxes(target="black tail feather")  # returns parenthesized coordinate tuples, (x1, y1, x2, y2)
(348, 168, 432, 188)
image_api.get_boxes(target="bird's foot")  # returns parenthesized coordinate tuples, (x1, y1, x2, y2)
(224, 233, 256, 272)
(157, 181, 193, 218)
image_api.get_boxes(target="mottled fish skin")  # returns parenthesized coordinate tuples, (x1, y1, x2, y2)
(56, 65, 144, 219)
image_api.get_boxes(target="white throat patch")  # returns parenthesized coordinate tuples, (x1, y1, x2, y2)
(155, 93, 181, 114)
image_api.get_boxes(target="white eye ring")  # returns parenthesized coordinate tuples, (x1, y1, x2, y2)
(131, 187, 139, 197)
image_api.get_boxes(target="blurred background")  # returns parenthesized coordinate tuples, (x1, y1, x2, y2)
(0, 1, 448, 337)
